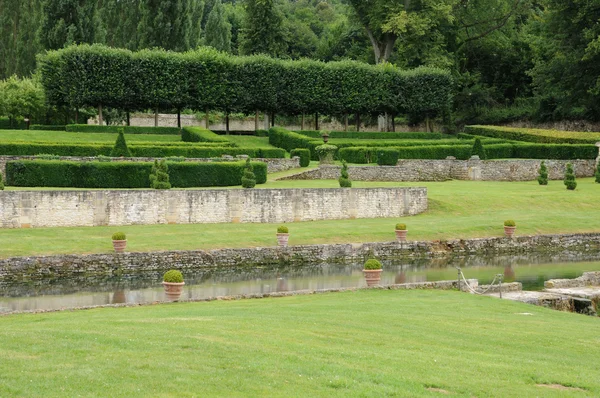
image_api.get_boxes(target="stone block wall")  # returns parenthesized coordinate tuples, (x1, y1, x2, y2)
(282, 159, 596, 182)
(0, 187, 427, 228)
(0, 155, 299, 175)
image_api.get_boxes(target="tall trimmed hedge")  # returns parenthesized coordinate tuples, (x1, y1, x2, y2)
(39, 44, 453, 118)
(181, 127, 230, 143)
(464, 125, 600, 144)
(6, 160, 267, 188)
(66, 125, 181, 135)
(295, 130, 443, 140)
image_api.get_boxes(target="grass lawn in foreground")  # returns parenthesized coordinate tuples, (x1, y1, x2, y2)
(0, 129, 182, 143)
(0, 290, 598, 397)
(1, 178, 599, 258)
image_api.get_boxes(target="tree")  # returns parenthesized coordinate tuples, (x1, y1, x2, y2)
(241, 158, 256, 188)
(0, 75, 45, 127)
(338, 161, 352, 187)
(39, 0, 99, 50)
(205, 0, 232, 52)
(149, 159, 171, 189)
(110, 130, 131, 157)
(537, 161, 548, 185)
(239, 0, 286, 56)
(470, 138, 487, 160)
(138, 0, 201, 51)
(595, 162, 600, 184)
(564, 163, 577, 190)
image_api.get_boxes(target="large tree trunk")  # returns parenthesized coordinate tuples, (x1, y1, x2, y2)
(98, 104, 103, 125)
(301, 113, 305, 130)
(344, 113, 348, 132)
(154, 108, 158, 127)
(126, 112, 130, 126)
(205, 108, 210, 129)
(255, 110, 259, 131)
(271, 112, 275, 127)
(75, 108, 79, 124)
(315, 113, 319, 130)
(225, 111, 230, 134)
(177, 110, 181, 128)
(356, 113, 360, 132)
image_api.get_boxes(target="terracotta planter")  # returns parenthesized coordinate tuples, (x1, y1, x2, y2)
(363, 269, 383, 287)
(504, 226, 516, 238)
(277, 233, 289, 247)
(112, 239, 127, 253)
(395, 229, 408, 242)
(162, 281, 185, 301)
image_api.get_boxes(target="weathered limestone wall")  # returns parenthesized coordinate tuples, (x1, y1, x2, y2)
(282, 159, 596, 182)
(0, 187, 427, 228)
(0, 155, 299, 175)
(545, 271, 600, 289)
(1, 233, 599, 284)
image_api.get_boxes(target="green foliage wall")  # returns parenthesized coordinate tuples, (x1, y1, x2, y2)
(39, 44, 453, 118)
(6, 160, 268, 188)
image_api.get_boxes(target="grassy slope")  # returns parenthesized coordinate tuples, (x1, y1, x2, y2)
(0, 290, 598, 397)
(1, 178, 599, 258)
(0, 129, 181, 143)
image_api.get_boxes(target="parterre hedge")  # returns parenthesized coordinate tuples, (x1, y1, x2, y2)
(181, 127, 230, 143)
(0, 117, 26, 130)
(0, 142, 284, 158)
(30, 125, 66, 131)
(464, 125, 600, 144)
(296, 130, 443, 140)
(6, 160, 267, 188)
(66, 124, 181, 135)
(290, 148, 310, 167)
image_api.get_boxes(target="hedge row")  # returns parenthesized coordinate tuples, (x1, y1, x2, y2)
(0, 117, 26, 130)
(39, 44, 452, 117)
(290, 148, 310, 167)
(0, 142, 285, 158)
(339, 143, 597, 163)
(181, 127, 230, 143)
(65, 124, 181, 135)
(6, 160, 267, 188)
(30, 125, 66, 131)
(296, 130, 444, 140)
(464, 125, 600, 144)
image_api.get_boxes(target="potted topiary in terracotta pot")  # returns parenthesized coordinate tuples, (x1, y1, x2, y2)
(277, 225, 289, 247)
(395, 223, 407, 242)
(111, 232, 127, 253)
(162, 270, 185, 301)
(503, 220, 516, 238)
(363, 258, 383, 287)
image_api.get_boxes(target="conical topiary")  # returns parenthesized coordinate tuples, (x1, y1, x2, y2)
(338, 161, 352, 187)
(595, 162, 600, 183)
(150, 159, 171, 189)
(470, 137, 487, 160)
(537, 161, 548, 185)
(110, 129, 131, 157)
(564, 163, 577, 190)
(241, 158, 256, 188)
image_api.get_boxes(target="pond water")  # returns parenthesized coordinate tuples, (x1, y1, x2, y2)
(2, 253, 600, 314)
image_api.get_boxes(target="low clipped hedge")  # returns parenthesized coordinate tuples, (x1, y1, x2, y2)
(339, 143, 596, 163)
(464, 125, 600, 144)
(6, 160, 267, 188)
(30, 125, 66, 131)
(66, 124, 181, 135)
(0, 142, 285, 158)
(182, 127, 231, 143)
(290, 148, 310, 167)
(296, 130, 443, 140)
(376, 149, 399, 165)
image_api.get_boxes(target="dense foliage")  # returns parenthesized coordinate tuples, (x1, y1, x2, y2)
(290, 148, 310, 167)
(6, 159, 267, 188)
(338, 161, 351, 188)
(465, 126, 600, 144)
(537, 161, 548, 185)
(241, 158, 256, 188)
(564, 163, 577, 190)
(149, 159, 171, 189)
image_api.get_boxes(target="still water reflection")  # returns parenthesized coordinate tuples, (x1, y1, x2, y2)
(2, 253, 600, 313)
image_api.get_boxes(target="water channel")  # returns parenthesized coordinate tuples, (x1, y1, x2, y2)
(2, 253, 600, 314)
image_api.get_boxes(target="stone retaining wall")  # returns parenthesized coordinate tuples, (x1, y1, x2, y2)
(544, 271, 600, 289)
(0, 155, 299, 175)
(1, 233, 599, 284)
(0, 187, 427, 228)
(282, 159, 596, 182)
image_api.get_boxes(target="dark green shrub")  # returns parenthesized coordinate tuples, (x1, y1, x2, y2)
(30, 125, 66, 131)
(376, 149, 399, 165)
(66, 124, 181, 135)
(163, 270, 184, 283)
(241, 158, 256, 188)
(464, 125, 600, 144)
(595, 162, 600, 184)
(111, 232, 126, 240)
(503, 220, 516, 227)
(395, 223, 406, 230)
(255, 129, 269, 137)
(290, 148, 310, 167)
(537, 161, 548, 185)
(6, 160, 267, 188)
(338, 161, 352, 188)
(363, 258, 382, 270)
(149, 159, 171, 189)
(277, 225, 288, 234)
(315, 144, 338, 164)
(295, 130, 443, 140)
(470, 138, 487, 160)
(0, 171, 4, 190)
(181, 127, 230, 143)
(564, 163, 577, 190)
(110, 131, 131, 157)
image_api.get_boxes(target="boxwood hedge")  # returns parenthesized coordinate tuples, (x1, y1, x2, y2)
(181, 127, 230, 143)
(290, 148, 310, 167)
(464, 125, 600, 144)
(295, 130, 443, 140)
(6, 160, 267, 188)
(66, 125, 181, 135)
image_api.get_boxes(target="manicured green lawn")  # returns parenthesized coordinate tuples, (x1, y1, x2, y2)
(222, 134, 278, 149)
(0, 290, 598, 397)
(1, 178, 599, 258)
(0, 129, 181, 143)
